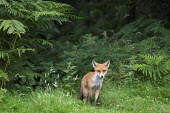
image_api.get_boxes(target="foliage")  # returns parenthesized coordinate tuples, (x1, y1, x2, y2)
(13, 70, 42, 92)
(60, 62, 79, 93)
(0, 0, 77, 91)
(11, 57, 79, 93)
(103, 17, 170, 84)
(6, 16, 170, 93)
(134, 54, 170, 81)
(53, 16, 170, 86)
(0, 0, 77, 25)
(0, 0, 77, 71)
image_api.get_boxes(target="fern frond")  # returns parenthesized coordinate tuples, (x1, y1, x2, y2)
(9, 47, 35, 57)
(36, 1, 76, 12)
(0, 19, 27, 37)
(0, 0, 78, 29)
(0, 0, 9, 7)
(152, 26, 170, 36)
(33, 11, 65, 21)
(30, 39, 54, 48)
(134, 54, 170, 80)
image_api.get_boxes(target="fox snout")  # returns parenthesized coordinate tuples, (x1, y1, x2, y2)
(97, 73, 104, 79)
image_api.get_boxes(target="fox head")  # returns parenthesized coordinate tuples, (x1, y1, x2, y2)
(92, 60, 110, 79)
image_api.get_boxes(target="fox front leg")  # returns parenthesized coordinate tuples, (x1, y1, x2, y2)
(88, 88, 93, 104)
(95, 89, 100, 106)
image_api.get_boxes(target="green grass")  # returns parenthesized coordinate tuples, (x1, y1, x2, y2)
(0, 83, 170, 113)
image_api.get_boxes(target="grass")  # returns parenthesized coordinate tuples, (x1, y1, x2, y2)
(0, 83, 170, 113)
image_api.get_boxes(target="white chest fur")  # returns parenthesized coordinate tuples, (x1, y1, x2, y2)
(91, 74, 103, 89)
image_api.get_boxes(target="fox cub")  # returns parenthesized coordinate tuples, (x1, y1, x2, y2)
(80, 60, 110, 106)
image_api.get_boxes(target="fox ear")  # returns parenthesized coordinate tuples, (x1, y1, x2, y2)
(92, 60, 98, 67)
(103, 60, 110, 67)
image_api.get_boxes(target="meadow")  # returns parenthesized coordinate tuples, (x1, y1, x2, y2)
(1, 83, 170, 113)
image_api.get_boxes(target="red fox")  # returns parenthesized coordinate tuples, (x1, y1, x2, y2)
(80, 60, 110, 106)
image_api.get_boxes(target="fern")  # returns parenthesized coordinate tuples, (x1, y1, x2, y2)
(0, 0, 77, 72)
(30, 39, 54, 48)
(151, 26, 170, 53)
(0, 47, 35, 60)
(114, 17, 161, 39)
(10, 47, 35, 58)
(134, 54, 170, 80)
(0, 19, 27, 37)
(0, 0, 78, 26)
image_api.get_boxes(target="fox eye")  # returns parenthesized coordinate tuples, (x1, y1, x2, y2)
(97, 70, 100, 73)
(103, 70, 106, 72)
